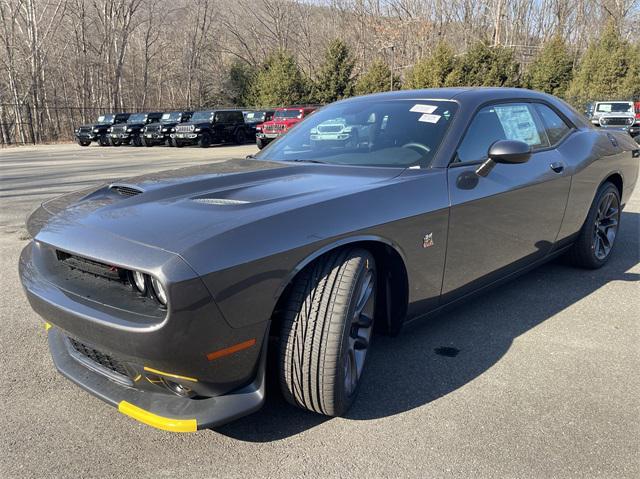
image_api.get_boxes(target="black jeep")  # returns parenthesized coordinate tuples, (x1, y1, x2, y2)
(74, 113, 130, 147)
(109, 112, 163, 146)
(171, 109, 251, 147)
(141, 111, 194, 147)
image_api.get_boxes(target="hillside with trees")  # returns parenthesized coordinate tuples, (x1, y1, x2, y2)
(1, 0, 638, 145)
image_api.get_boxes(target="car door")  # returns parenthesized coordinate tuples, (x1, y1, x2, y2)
(442, 101, 572, 299)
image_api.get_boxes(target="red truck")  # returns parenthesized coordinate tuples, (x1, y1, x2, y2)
(256, 106, 317, 149)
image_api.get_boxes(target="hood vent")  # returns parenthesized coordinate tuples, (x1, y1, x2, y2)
(109, 184, 143, 197)
(192, 198, 249, 206)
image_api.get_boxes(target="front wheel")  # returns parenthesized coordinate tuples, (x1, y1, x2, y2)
(566, 181, 621, 269)
(77, 140, 90, 147)
(99, 135, 110, 146)
(279, 248, 376, 417)
(256, 138, 266, 150)
(132, 135, 143, 147)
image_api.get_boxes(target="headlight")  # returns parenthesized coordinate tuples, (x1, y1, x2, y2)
(627, 118, 634, 125)
(194, 128, 201, 132)
(150, 277, 167, 305)
(171, 128, 175, 132)
(600, 118, 608, 125)
(93, 128, 99, 133)
(161, 128, 168, 132)
(131, 271, 146, 293)
(107, 127, 112, 132)
(127, 128, 133, 132)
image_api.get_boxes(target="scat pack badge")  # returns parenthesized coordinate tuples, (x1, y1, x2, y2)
(422, 233, 434, 248)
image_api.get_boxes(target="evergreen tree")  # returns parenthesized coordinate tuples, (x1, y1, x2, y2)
(445, 42, 520, 87)
(526, 36, 574, 97)
(313, 39, 355, 103)
(219, 61, 256, 106)
(566, 21, 636, 106)
(404, 42, 457, 89)
(354, 59, 399, 95)
(249, 51, 309, 107)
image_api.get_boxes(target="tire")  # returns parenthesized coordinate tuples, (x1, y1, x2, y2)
(141, 136, 152, 147)
(279, 248, 376, 417)
(256, 138, 266, 150)
(99, 135, 110, 146)
(174, 140, 184, 148)
(234, 129, 246, 144)
(132, 135, 143, 147)
(77, 140, 90, 147)
(198, 132, 211, 148)
(566, 182, 621, 269)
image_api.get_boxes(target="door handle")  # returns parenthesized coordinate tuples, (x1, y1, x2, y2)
(550, 162, 565, 173)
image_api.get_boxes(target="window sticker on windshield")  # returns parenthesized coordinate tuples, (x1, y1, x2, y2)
(410, 104, 438, 114)
(598, 104, 612, 112)
(494, 105, 541, 145)
(418, 113, 441, 123)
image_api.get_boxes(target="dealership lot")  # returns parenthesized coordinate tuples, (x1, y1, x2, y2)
(1, 144, 639, 478)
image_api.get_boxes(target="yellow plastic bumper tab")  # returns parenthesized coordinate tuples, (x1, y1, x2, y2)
(44, 322, 52, 331)
(118, 401, 197, 432)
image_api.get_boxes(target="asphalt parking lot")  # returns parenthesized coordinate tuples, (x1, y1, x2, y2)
(1, 143, 639, 478)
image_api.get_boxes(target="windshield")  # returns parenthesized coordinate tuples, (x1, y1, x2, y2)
(128, 113, 147, 123)
(161, 112, 182, 122)
(257, 99, 457, 168)
(244, 111, 266, 123)
(96, 114, 114, 124)
(596, 102, 633, 113)
(192, 111, 214, 122)
(275, 109, 303, 119)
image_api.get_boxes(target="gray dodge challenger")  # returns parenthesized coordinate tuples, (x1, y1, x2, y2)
(20, 88, 639, 432)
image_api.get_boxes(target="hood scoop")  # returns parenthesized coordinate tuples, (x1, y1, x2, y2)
(109, 184, 144, 197)
(192, 198, 250, 206)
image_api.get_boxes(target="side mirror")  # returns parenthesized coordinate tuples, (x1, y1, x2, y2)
(476, 140, 532, 177)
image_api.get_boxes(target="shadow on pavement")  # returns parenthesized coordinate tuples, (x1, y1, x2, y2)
(216, 212, 639, 442)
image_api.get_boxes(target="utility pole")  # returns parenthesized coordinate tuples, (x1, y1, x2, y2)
(390, 45, 395, 91)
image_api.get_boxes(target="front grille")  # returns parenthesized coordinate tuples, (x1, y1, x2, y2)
(111, 125, 127, 134)
(264, 124, 286, 134)
(318, 125, 343, 133)
(68, 338, 129, 378)
(79, 126, 92, 133)
(604, 117, 632, 126)
(175, 124, 194, 133)
(109, 184, 143, 197)
(56, 250, 126, 282)
(145, 124, 161, 133)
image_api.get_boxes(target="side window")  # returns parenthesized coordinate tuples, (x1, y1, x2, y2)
(233, 111, 244, 123)
(534, 104, 571, 145)
(455, 103, 548, 164)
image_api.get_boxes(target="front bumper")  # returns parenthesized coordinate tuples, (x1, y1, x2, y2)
(110, 133, 131, 140)
(20, 238, 269, 431)
(256, 132, 282, 140)
(47, 325, 268, 431)
(171, 132, 200, 140)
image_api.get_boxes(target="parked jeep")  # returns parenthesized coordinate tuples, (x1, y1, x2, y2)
(256, 106, 317, 149)
(244, 110, 275, 137)
(171, 109, 250, 148)
(74, 113, 130, 146)
(142, 111, 193, 147)
(590, 101, 639, 138)
(309, 116, 372, 148)
(109, 112, 163, 146)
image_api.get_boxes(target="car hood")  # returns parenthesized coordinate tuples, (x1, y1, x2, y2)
(33, 158, 402, 258)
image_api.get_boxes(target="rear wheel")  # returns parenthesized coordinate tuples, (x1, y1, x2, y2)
(198, 132, 211, 148)
(234, 129, 246, 144)
(566, 182, 621, 269)
(279, 248, 376, 417)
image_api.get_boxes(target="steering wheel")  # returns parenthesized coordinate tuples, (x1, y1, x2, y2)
(401, 142, 431, 154)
